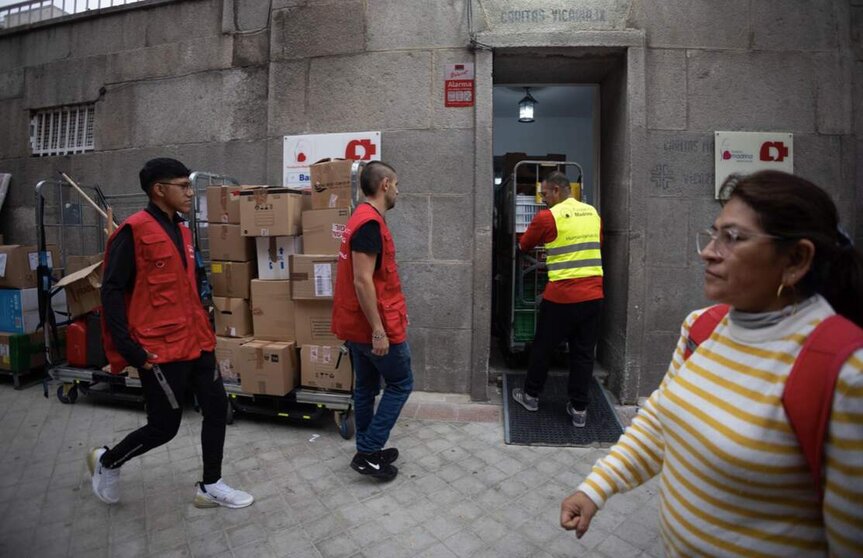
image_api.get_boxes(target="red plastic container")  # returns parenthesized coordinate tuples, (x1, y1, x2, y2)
(66, 318, 88, 368)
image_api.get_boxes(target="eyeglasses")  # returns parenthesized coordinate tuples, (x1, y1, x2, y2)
(157, 181, 193, 193)
(696, 227, 783, 257)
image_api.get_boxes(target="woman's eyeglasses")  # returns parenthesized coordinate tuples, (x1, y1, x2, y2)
(696, 227, 783, 257)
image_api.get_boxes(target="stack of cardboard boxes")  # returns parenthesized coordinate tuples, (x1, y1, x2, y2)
(208, 185, 302, 396)
(208, 161, 357, 397)
(294, 159, 354, 392)
(0, 244, 67, 374)
(207, 186, 254, 389)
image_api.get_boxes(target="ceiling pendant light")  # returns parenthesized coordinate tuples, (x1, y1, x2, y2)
(518, 87, 537, 123)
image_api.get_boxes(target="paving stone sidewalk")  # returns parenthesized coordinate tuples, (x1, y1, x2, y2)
(0, 384, 661, 558)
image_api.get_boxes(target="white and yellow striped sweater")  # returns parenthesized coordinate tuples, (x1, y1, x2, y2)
(577, 296, 863, 557)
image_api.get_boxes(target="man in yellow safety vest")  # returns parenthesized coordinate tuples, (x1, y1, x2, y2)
(511, 171, 603, 427)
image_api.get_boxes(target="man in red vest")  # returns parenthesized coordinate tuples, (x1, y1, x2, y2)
(88, 158, 253, 509)
(332, 161, 413, 481)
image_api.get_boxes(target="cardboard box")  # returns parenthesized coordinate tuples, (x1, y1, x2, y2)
(208, 224, 255, 262)
(300, 344, 352, 391)
(239, 188, 304, 237)
(255, 236, 302, 281)
(310, 159, 354, 209)
(293, 300, 340, 346)
(66, 253, 103, 276)
(0, 288, 67, 334)
(212, 297, 252, 338)
(206, 185, 250, 224)
(210, 260, 255, 298)
(239, 340, 298, 396)
(302, 208, 349, 255)
(290, 254, 338, 300)
(0, 330, 46, 372)
(215, 335, 252, 384)
(0, 245, 59, 289)
(250, 280, 295, 341)
(54, 261, 102, 318)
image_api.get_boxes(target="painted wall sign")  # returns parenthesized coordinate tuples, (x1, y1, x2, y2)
(714, 131, 793, 198)
(444, 63, 475, 108)
(283, 131, 381, 189)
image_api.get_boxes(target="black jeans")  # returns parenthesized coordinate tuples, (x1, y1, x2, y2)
(523, 299, 602, 411)
(101, 351, 227, 484)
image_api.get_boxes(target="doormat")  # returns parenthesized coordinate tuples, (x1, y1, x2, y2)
(503, 373, 624, 447)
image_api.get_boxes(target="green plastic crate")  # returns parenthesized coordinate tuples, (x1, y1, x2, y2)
(513, 310, 537, 343)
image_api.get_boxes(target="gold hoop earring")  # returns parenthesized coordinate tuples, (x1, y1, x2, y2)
(776, 284, 785, 299)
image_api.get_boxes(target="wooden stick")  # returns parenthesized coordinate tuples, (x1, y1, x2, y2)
(59, 172, 118, 228)
(106, 207, 116, 239)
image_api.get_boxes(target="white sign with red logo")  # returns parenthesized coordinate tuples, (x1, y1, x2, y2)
(444, 63, 475, 108)
(714, 131, 793, 198)
(283, 131, 381, 189)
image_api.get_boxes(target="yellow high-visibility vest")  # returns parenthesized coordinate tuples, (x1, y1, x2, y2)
(545, 197, 603, 281)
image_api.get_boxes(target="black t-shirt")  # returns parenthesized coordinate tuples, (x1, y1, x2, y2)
(350, 220, 382, 270)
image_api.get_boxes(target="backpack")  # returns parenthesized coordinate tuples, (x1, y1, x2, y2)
(684, 304, 863, 501)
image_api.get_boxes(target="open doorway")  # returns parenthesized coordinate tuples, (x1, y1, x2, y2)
(490, 83, 599, 367)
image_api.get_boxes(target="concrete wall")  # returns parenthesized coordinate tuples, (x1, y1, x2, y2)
(0, 0, 859, 401)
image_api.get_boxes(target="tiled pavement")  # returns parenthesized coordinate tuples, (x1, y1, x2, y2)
(0, 384, 661, 558)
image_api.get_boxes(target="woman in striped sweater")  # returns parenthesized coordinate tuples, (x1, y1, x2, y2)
(560, 171, 863, 556)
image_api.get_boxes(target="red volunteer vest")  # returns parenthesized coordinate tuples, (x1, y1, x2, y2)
(102, 210, 215, 373)
(332, 203, 408, 344)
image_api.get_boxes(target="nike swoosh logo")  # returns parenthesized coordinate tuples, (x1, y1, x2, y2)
(365, 460, 380, 470)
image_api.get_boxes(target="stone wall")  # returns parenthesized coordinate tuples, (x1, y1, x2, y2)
(0, 0, 859, 400)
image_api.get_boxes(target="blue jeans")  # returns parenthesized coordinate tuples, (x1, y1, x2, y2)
(348, 341, 414, 453)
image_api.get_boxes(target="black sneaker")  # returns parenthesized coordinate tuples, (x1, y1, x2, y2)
(351, 451, 398, 481)
(380, 447, 399, 464)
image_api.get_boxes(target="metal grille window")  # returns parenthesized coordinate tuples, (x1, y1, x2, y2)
(30, 104, 95, 157)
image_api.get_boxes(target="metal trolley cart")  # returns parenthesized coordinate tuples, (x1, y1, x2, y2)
(37, 171, 355, 439)
(36, 176, 148, 406)
(494, 160, 584, 363)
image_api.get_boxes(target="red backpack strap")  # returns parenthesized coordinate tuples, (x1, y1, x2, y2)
(684, 304, 730, 360)
(783, 315, 863, 500)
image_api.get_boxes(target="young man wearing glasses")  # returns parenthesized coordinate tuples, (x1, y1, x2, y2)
(90, 158, 253, 509)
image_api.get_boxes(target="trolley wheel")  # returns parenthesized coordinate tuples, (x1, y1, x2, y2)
(335, 409, 355, 440)
(226, 400, 235, 425)
(57, 384, 78, 404)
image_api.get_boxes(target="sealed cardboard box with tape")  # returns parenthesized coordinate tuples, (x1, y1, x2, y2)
(250, 280, 295, 341)
(206, 185, 251, 224)
(210, 260, 255, 298)
(208, 224, 255, 262)
(309, 159, 354, 209)
(301, 208, 349, 255)
(239, 187, 305, 237)
(300, 344, 352, 391)
(239, 340, 298, 396)
(215, 335, 251, 384)
(294, 300, 340, 346)
(0, 245, 59, 289)
(256, 236, 302, 281)
(213, 297, 252, 338)
(290, 254, 337, 300)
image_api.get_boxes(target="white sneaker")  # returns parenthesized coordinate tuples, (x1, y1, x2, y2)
(87, 447, 120, 504)
(194, 479, 254, 509)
